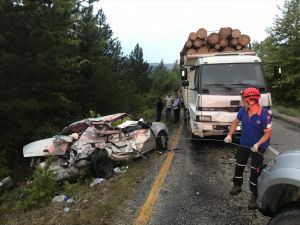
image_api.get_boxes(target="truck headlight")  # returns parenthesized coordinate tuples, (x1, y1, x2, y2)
(196, 115, 212, 122)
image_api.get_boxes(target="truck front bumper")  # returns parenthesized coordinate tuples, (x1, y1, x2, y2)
(191, 121, 241, 137)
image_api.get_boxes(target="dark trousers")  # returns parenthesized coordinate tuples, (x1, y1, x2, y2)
(166, 108, 172, 122)
(233, 147, 266, 196)
(156, 110, 162, 122)
(173, 108, 180, 122)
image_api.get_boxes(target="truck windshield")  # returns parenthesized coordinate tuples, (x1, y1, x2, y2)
(201, 63, 266, 95)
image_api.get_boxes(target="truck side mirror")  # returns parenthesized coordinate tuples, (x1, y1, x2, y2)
(181, 68, 187, 80)
(274, 64, 282, 80)
(182, 80, 189, 87)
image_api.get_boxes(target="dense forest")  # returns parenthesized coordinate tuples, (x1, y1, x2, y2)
(253, 0, 300, 106)
(0, 0, 299, 179)
(0, 0, 180, 178)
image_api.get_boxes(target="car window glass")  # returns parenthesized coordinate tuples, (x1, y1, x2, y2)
(111, 116, 134, 127)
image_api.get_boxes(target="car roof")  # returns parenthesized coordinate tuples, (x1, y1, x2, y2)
(60, 113, 132, 134)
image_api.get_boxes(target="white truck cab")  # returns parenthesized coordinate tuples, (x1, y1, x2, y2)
(180, 51, 273, 137)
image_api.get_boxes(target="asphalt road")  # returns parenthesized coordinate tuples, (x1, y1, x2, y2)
(144, 117, 300, 225)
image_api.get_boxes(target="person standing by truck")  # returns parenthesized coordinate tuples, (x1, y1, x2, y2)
(224, 87, 272, 210)
(156, 96, 164, 122)
(165, 94, 173, 122)
(173, 94, 181, 123)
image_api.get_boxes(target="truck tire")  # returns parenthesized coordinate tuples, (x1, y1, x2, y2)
(91, 150, 114, 179)
(156, 131, 168, 151)
(268, 206, 300, 225)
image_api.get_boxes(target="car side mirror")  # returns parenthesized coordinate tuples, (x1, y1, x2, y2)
(274, 64, 281, 80)
(180, 68, 187, 80)
(182, 80, 189, 87)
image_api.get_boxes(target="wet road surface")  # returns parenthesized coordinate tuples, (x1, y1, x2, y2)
(147, 118, 300, 225)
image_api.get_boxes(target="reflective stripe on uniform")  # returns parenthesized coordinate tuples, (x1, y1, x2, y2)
(251, 166, 257, 170)
(250, 181, 257, 186)
(236, 163, 246, 167)
(234, 176, 243, 179)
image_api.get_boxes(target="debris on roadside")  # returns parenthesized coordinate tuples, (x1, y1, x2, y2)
(0, 176, 13, 194)
(90, 178, 106, 187)
(113, 165, 128, 173)
(63, 207, 70, 213)
(51, 195, 76, 204)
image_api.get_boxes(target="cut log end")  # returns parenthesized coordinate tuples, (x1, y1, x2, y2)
(219, 27, 232, 39)
(196, 28, 207, 39)
(238, 34, 251, 47)
(189, 32, 197, 41)
(231, 29, 241, 39)
(193, 39, 203, 48)
(186, 48, 197, 55)
(207, 33, 219, 46)
(185, 40, 192, 48)
(197, 47, 209, 54)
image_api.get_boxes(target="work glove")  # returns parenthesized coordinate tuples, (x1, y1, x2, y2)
(251, 143, 260, 152)
(224, 135, 232, 143)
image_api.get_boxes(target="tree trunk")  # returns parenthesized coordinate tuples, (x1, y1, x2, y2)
(182, 27, 252, 56)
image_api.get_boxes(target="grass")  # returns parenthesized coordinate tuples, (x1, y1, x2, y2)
(272, 104, 300, 119)
(0, 152, 163, 225)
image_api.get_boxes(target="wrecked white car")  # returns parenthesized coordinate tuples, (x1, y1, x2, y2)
(23, 113, 168, 181)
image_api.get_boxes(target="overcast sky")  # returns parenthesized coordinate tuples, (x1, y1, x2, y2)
(95, 0, 285, 63)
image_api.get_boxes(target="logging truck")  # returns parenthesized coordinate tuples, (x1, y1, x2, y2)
(180, 51, 270, 137)
(179, 27, 280, 138)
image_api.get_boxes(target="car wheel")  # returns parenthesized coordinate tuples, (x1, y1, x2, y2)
(268, 206, 300, 225)
(156, 131, 168, 151)
(91, 150, 114, 179)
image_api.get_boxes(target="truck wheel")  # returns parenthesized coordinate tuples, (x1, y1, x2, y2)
(156, 131, 168, 151)
(268, 206, 300, 225)
(91, 150, 114, 179)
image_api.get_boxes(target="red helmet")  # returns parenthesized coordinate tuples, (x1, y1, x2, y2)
(241, 87, 261, 101)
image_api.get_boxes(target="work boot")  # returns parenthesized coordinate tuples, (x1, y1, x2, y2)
(230, 185, 242, 195)
(248, 195, 257, 210)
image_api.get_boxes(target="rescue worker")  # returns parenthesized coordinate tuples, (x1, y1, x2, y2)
(224, 87, 272, 210)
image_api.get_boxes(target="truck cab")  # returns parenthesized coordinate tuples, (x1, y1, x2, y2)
(180, 51, 272, 137)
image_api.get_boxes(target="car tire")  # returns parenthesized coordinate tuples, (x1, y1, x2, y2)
(156, 131, 168, 151)
(268, 206, 300, 225)
(91, 150, 114, 179)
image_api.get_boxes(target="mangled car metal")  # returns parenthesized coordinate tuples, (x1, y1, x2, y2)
(23, 113, 169, 181)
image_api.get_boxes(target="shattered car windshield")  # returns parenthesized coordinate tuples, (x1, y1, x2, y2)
(111, 115, 134, 127)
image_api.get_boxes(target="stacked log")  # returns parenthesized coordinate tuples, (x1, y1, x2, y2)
(182, 27, 253, 56)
